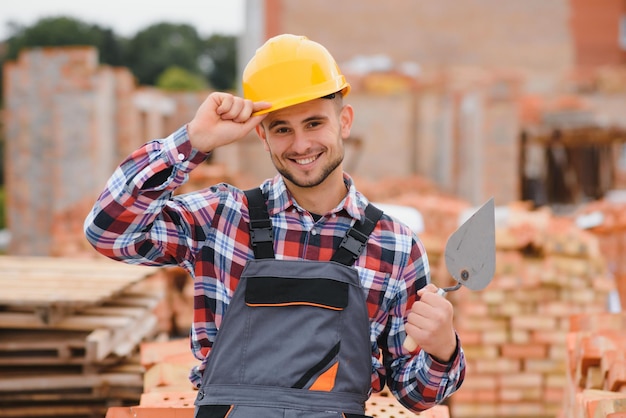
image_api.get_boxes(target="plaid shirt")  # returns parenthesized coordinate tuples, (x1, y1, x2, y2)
(84, 126, 465, 412)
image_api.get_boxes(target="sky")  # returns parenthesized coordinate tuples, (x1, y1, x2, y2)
(0, 0, 245, 40)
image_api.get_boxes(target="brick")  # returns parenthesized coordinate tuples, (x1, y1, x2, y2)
(510, 329, 531, 344)
(511, 315, 558, 331)
(533, 330, 568, 345)
(587, 366, 606, 390)
(498, 373, 543, 388)
(462, 345, 500, 359)
(607, 359, 626, 392)
(457, 330, 482, 345)
(497, 402, 547, 415)
(499, 387, 543, 402)
(460, 374, 498, 391)
(472, 358, 521, 374)
(525, 359, 566, 373)
(546, 373, 568, 388)
(482, 330, 509, 344)
(501, 343, 548, 359)
(451, 388, 498, 403)
(450, 403, 498, 417)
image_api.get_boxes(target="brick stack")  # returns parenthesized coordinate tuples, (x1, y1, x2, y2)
(574, 195, 626, 307)
(444, 202, 615, 417)
(105, 337, 451, 418)
(562, 312, 626, 417)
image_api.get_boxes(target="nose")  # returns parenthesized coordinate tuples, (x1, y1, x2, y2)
(290, 129, 313, 153)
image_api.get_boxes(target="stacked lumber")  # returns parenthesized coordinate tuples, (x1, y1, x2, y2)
(561, 312, 626, 418)
(446, 202, 616, 417)
(106, 337, 451, 418)
(0, 256, 162, 418)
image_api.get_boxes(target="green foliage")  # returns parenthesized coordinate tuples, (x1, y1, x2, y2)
(123, 22, 205, 86)
(156, 66, 208, 91)
(203, 34, 238, 91)
(0, 16, 237, 92)
(2, 16, 125, 65)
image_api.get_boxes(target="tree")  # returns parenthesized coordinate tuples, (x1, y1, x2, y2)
(157, 66, 208, 91)
(202, 34, 237, 91)
(2, 16, 125, 64)
(124, 22, 205, 86)
(123, 24, 237, 91)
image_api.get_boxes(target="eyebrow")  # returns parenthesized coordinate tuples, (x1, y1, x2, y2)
(267, 115, 328, 131)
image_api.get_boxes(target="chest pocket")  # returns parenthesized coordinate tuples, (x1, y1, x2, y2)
(245, 276, 349, 310)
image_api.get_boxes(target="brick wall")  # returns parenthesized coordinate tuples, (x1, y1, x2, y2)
(3, 47, 118, 256)
(2, 47, 208, 257)
(570, 0, 626, 69)
(265, 0, 574, 78)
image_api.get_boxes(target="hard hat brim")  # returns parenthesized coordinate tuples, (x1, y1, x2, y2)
(251, 83, 351, 116)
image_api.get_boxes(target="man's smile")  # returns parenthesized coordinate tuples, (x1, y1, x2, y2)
(293, 154, 321, 165)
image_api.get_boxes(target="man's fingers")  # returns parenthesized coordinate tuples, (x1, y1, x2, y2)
(253, 101, 272, 113)
(214, 93, 234, 115)
(408, 304, 442, 329)
(240, 113, 268, 132)
(417, 283, 439, 296)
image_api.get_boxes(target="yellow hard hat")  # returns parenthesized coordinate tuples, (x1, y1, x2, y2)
(243, 34, 351, 115)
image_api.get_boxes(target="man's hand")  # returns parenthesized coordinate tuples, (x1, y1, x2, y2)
(187, 92, 271, 153)
(405, 284, 457, 362)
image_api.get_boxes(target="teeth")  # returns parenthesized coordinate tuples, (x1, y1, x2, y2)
(295, 156, 316, 165)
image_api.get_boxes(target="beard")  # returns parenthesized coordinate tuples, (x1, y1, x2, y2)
(273, 146, 344, 188)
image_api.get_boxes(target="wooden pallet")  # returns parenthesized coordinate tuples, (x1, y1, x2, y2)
(0, 354, 145, 416)
(0, 256, 156, 325)
(0, 256, 165, 417)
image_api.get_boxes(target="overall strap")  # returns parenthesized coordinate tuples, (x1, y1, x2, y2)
(244, 187, 383, 265)
(331, 203, 383, 266)
(244, 188, 275, 259)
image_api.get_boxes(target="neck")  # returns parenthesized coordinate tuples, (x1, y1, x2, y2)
(286, 172, 348, 215)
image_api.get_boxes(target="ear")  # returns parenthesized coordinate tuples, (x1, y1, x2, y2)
(255, 123, 270, 152)
(339, 104, 354, 139)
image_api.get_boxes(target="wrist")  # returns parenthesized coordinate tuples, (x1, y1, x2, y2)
(186, 121, 211, 153)
(429, 333, 458, 363)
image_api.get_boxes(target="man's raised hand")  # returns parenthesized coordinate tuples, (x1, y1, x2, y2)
(187, 92, 271, 153)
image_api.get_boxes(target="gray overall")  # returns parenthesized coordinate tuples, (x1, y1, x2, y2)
(194, 188, 383, 418)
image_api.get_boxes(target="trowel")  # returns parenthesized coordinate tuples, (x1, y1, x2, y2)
(403, 198, 496, 352)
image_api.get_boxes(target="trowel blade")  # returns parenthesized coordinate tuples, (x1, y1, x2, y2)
(444, 198, 496, 291)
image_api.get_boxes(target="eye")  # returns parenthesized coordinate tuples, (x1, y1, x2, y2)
(272, 126, 292, 135)
(306, 120, 323, 129)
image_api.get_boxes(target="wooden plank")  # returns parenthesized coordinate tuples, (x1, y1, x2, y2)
(0, 329, 90, 365)
(0, 255, 157, 309)
(0, 311, 134, 330)
(0, 404, 109, 417)
(0, 290, 162, 330)
(0, 296, 159, 397)
(0, 309, 157, 366)
(0, 372, 143, 392)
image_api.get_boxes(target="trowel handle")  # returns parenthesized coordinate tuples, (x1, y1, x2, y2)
(402, 287, 448, 352)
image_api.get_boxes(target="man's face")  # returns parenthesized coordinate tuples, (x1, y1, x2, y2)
(256, 97, 353, 189)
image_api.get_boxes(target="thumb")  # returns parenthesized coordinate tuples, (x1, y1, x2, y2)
(240, 113, 268, 132)
(417, 283, 439, 296)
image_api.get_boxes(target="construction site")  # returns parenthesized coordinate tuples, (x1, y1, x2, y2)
(1, 0, 626, 417)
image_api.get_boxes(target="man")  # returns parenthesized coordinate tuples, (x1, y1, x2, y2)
(84, 34, 464, 417)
